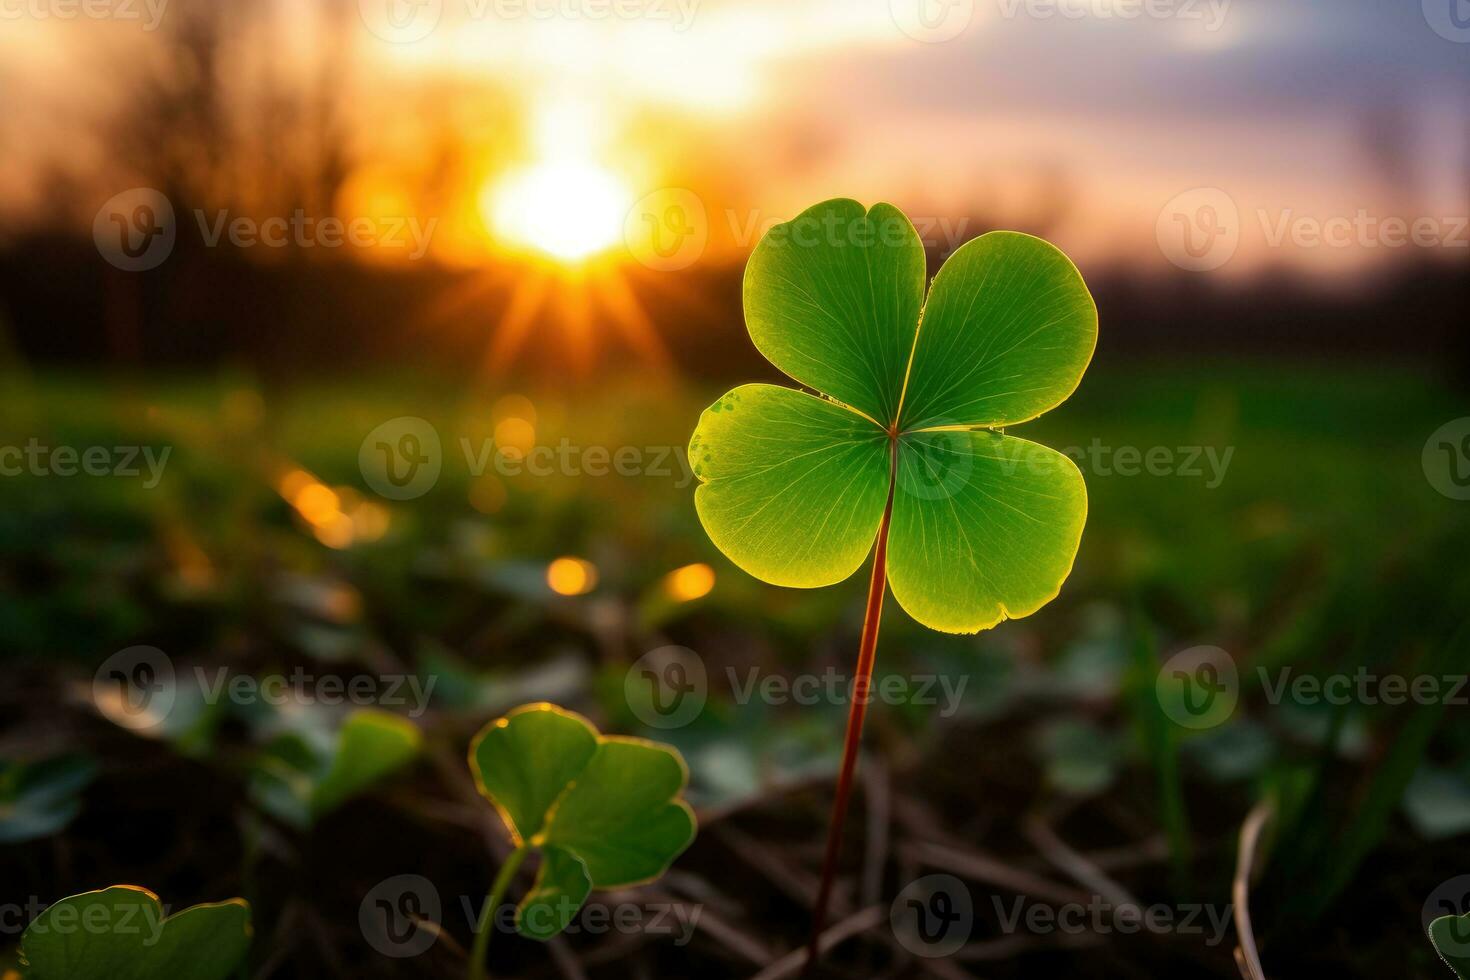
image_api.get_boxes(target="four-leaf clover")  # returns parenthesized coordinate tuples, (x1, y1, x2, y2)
(689, 198, 1097, 632)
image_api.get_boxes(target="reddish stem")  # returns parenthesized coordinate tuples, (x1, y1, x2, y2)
(802, 440, 897, 974)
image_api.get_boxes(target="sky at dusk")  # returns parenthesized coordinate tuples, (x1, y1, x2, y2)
(2, 0, 1467, 278)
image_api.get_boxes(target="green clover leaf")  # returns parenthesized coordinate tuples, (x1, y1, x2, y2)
(248, 708, 422, 829)
(468, 703, 696, 944)
(1431, 912, 1470, 978)
(691, 198, 1096, 633)
(19, 886, 251, 980)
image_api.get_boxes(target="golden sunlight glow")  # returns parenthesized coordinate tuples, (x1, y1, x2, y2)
(484, 162, 632, 262)
(664, 563, 716, 602)
(276, 467, 391, 550)
(493, 417, 537, 461)
(547, 556, 598, 596)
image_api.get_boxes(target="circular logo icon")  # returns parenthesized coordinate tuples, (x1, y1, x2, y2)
(891, 874, 973, 957)
(360, 874, 441, 958)
(889, 0, 974, 43)
(358, 0, 442, 43)
(93, 188, 175, 272)
(624, 188, 708, 271)
(625, 646, 707, 729)
(92, 645, 176, 731)
(898, 426, 976, 502)
(1424, 875, 1470, 956)
(360, 417, 442, 500)
(1156, 645, 1238, 730)
(1157, 188, 1240, 272)
(1423, 417, 1470, 501)
(1424, 0, 1470, 42)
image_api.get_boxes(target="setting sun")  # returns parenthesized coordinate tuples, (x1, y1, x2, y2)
(483, 162, 632, 262)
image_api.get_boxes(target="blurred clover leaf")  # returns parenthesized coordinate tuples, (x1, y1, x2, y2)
(690, 197, 1096, 633)
(466, 703, 695, 976)
(19, 886, 251, 980)
(1430, 911, 1470, 978)
(0, 754, 96, 844)
(248, 708, 422, 829)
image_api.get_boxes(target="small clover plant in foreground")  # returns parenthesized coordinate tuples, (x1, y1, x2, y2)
(18, 886, 251, 980)
(689, 198, 1097, 963)
(1431, 910, 1470, 978)
(466, 703, 696, 980)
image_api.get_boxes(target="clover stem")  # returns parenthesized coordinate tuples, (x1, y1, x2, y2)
(469, 844, 529, 980)
(802, 438, 897, 975)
